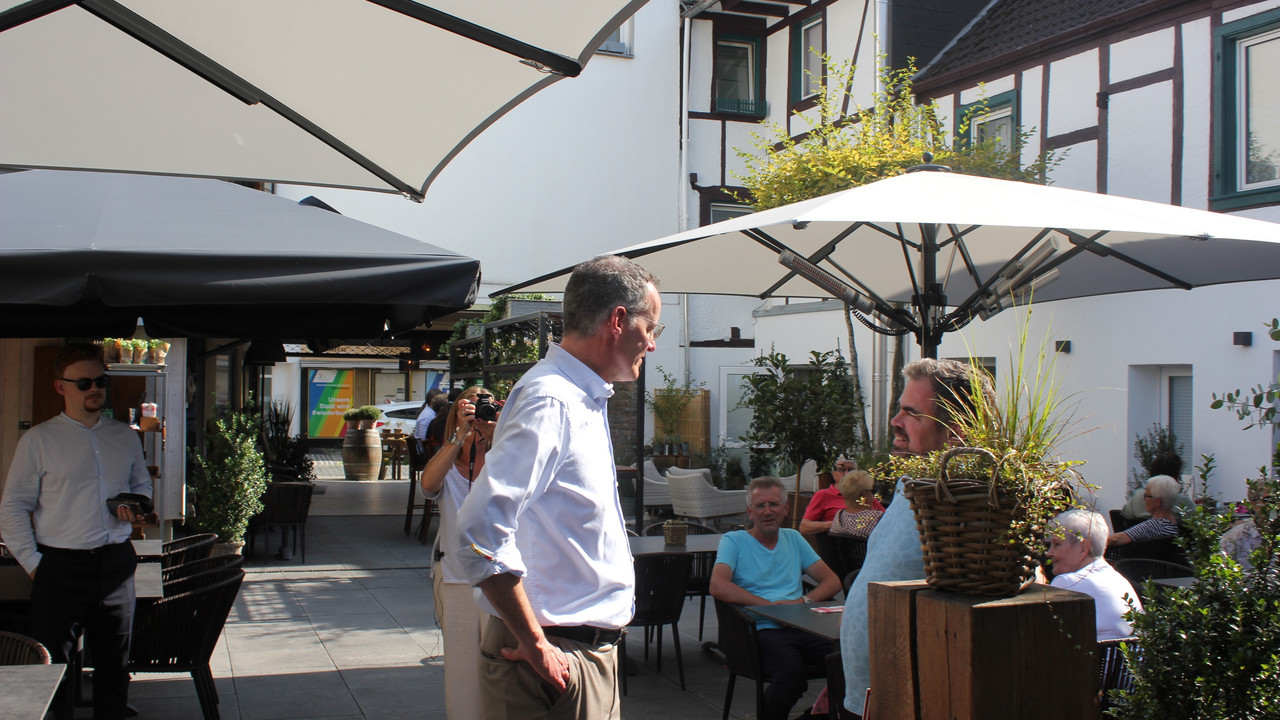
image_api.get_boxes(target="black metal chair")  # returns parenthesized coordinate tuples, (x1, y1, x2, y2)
(163, 554, 246, 586)
(0, 630, 50, 665)
(712, 598, 826, 720)
(247, 481, 314, 561)
(1097, 637, 1140, 714)
(128, 569, 245, 720)
(1109, 508, 1133, 533)
(815, 533, 868, 589)
(160, 533, 216, 570)
(622, 552, 693, 694)
(403, 437, 435, 543)
(642, 520, 718, 639)
(1111, 558, 1193, 603)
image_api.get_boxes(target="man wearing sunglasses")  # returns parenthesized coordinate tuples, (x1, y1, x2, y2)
(0, 343, 152, 720)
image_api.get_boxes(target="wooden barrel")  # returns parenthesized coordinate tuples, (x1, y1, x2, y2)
(342, 429, 383, 481)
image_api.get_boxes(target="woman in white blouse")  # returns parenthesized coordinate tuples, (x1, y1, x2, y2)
(1048, 509, 1142, 640)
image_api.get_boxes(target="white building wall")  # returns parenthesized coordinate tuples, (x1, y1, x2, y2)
(1108, 82, 1174, 203)
(1181, 18, 1214, 210)
(1047, 50, 1100, 136)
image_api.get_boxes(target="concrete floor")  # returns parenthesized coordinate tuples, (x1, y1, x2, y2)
(118, 456, 819, 719)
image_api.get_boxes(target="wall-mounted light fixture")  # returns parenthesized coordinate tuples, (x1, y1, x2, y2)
(1054, 340, 1072, 354)
(1234, 331, 1253, 347)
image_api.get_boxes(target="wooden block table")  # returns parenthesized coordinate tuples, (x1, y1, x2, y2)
(868, 580, 1098, 720)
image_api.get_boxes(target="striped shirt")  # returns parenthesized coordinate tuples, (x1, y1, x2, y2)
(1123, 517, 1179, 544)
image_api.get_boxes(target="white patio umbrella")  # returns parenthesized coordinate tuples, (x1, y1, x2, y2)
(0, 0, 646, 201)
(500, 170, 1280, 357)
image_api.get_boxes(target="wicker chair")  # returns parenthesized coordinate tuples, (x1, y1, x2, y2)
(814, 533, 868, 590)
(642, 461, 673, 510)
(666, 469, 747, 525)
(1097, 637, 1139, 714)
(622, 552, 693, 694)
(0, 630, 50, 665)
(161, 533, 217, 570)
(643, 521, 718, 639)
(128, 569, 245, 720)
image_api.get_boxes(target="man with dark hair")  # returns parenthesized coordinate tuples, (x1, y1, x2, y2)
(0, 342, 152, 719)
(457, 255, 660, 719)
(413, 387, 447, 441)
(840, 358, 993, 718)
(711, 477, 841, 720)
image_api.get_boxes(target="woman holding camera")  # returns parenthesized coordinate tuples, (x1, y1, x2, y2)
(420, 386, 500, 720)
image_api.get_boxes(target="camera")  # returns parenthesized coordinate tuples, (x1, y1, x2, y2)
(473, 393, 500, 422)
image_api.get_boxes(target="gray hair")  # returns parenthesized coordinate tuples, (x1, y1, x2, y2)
(837, 470, 875, 503)
(1145, 475, 1181, 510)
(746, 476, 789, 507)
(902, 358, 996, 426)
(561, 255, 659, 336)
(1052, 509, 1108, 559)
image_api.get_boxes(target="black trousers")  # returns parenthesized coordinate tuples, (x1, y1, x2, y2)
(31, 541, 138, 720)
(757, 626, 833, 720)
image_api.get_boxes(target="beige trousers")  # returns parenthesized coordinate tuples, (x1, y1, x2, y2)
(433, 563, 490, 720)
(477, 615, 621, 720)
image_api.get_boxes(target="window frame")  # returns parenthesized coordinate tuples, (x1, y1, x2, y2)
(597, 18, 634, 57)
(1212, 8, 1280, 211)
(713, 34, 766, 117)
(959, 90, 1018, 150)
(790, 13, 825, 106)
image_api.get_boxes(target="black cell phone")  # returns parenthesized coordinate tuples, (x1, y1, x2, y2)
(106, 493, 154, 516)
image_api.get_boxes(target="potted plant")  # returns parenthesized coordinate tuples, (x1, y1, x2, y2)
(149, 339, 170, 365)
(341, 405, 383, 480)
(889, 317, 1085, 597)
(646, 367, 704, 456)
(262, 399, 315, 482)
(188, 405, 270, 553)
(738, 349, 861, 522)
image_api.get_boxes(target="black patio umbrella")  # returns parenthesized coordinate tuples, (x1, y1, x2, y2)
(0, 170, 480, 339)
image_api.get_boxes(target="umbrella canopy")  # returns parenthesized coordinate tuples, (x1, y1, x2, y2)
(501, 170, 1280, 356)
(0, 0, 647, 202)
(0, 169, 480, 339)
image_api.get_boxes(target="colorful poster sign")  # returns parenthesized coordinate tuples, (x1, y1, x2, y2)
(308, 368, 353, 437)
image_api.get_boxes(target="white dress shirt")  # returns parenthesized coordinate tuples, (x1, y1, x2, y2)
(1051, 557, 1142, 641)
(0, 413, 152, 574)
(413, 404, 436, 441)
(456, 343, 635, 629)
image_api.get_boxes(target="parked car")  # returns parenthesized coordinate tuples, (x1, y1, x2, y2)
(379, 401, 425, 437)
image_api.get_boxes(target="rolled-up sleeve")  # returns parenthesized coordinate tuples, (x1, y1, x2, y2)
(0, 435, 43, 574)
(455, 390, 568, 585)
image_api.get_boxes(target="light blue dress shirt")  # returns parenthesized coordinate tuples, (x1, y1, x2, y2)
(456, 344, 635, 629)
(0, 413, 153, 574)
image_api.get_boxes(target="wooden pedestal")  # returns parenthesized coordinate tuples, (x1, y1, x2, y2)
(868, 580, 1098, 720)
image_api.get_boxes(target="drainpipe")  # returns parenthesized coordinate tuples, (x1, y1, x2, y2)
(875, 0, 890, 93)
(872, 332, 888, 448)
(680, 15, 693, 387)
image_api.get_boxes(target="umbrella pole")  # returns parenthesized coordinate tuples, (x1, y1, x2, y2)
(920, 223, 942, 359)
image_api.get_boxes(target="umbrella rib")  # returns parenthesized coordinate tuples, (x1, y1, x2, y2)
(0, 0, 74, 32)
(368, 0, 583, 77)
(947, 228, 1055, 322)
(1059, 230, 1194, 289)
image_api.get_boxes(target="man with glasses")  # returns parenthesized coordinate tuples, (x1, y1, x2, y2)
(840, 358, 994, 719)
(710, 476, 842, 720)
(0, 343, 151, 719)
(458, 255, 660, 720)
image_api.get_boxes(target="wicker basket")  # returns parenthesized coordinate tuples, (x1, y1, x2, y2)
(663, 520, 688, 545)
(903, 447, 1039, 597)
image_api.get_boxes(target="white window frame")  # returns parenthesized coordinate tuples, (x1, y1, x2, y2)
(1236, 26, 1280, 192)
(597, 18, 634, 57)
(799, 16, 824, 100)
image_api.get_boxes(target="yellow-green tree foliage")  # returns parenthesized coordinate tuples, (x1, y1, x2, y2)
(736, 57, 1058, 210)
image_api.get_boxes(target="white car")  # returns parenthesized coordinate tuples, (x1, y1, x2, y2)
(378, 401, 427, 437)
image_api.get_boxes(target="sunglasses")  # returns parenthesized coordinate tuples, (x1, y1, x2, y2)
(60, 375, 110, 391)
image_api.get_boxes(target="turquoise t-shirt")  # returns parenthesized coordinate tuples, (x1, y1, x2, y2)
(715, 528, 821, 630)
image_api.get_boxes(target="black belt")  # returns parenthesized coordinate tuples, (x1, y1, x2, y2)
(37, 541, 130, 558)
(542, 625, 625, 646)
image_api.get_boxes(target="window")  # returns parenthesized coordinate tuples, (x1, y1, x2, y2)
(1167, 374, 1194, 478)
(1213, 9, 1280, 210)
(715, 36, 766, 116)
(960, 91, 1018, 152)
(791, 14, 824, 103)
(709, 202, 752, 224)
(598, 19, 633, 56)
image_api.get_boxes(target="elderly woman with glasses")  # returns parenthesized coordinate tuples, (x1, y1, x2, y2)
(1109, 474, 1182, 547)
(1048, 509, 1142, 640)
(798, 457, 876, 536)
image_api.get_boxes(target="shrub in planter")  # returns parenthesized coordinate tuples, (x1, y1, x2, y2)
(188, 405, 269, 543)
(342, 405, 383, 430)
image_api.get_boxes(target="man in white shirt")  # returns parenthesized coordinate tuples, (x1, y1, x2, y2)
(413, 388, 445, 441)
(457, 255, 661, 720)
(0, 343, 152, 720)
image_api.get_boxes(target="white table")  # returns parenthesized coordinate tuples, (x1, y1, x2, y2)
(0, 663, 65, 720)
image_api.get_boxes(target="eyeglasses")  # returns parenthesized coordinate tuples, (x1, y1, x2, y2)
(631, 313, 665, 340)
(834, 464, 856, 473)
(750, 501, 784, 511)
(60, 375, 109, 391)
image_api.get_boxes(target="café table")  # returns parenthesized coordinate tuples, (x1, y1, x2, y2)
(628, 533, 722, 556)
(0, 663, 66, 720)
(746, 600, 843, 641)
(0, 558, 163, 601)
(132, 538, 163, 562)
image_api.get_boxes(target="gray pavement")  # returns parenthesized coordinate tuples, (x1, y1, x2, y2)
(120, 453, 814, 719)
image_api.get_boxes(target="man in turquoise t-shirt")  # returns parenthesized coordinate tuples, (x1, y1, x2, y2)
(711, 476, 841, 720)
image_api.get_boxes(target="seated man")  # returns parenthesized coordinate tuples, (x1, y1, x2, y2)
(711, 476, 842, 720)
(798, 457, 859, 536)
